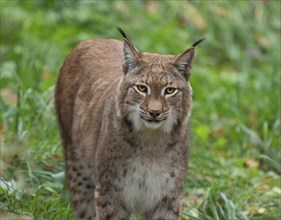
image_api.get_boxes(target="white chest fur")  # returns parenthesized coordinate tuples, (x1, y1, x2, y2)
(122, 159, 175, 214)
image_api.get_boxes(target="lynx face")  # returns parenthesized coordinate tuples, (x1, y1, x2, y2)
(114, 34, 196, 134)
(120, 59, 192, 133)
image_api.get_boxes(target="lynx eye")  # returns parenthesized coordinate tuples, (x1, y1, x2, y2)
(165, 87, 177, 95)
(136, 85, 148, 94)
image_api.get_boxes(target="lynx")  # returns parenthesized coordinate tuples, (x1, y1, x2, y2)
(55, 28, 204, 220)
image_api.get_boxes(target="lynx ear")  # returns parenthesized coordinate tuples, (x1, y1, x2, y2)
(117, 27, 141, 73)
(172, 47, 195, 79)
(123, 38, 141, 72)
(172, 38, 205, 79)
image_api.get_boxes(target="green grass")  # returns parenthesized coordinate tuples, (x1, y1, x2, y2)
(1, 1, 280, 219)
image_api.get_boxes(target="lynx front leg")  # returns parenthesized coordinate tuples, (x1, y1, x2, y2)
(66, 161, 97, 220)
(95, 186, 130, 220)
(145, 197, 181, 220)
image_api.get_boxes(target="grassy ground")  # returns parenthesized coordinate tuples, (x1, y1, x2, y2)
(1, 1, 280, 219)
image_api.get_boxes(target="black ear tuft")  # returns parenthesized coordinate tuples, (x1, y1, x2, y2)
(116, 26, 128, 39)
(191, 38, 206, 47)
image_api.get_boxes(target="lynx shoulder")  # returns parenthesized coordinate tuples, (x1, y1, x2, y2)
(55, 28, 204, 220)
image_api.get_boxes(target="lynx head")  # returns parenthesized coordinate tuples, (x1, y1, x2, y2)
(116, 28, 204, 134)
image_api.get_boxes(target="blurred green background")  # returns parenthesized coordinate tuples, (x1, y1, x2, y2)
(0, 0, 280, 219)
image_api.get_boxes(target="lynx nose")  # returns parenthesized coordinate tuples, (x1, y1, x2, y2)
(147, 100, 162, 118)
(148, 110, 161, 118)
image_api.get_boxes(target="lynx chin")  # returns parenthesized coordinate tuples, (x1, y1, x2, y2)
(55, 28, 204, 220)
